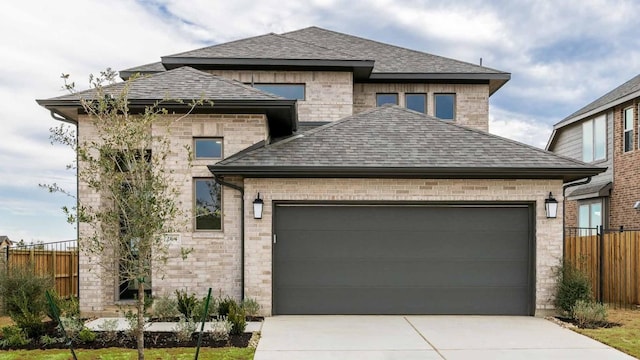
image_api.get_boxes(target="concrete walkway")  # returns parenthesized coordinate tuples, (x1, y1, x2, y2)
(254, 316, 635, 360)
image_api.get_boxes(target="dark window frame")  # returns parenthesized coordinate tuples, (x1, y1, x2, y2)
(253, 83, 305, 100)
(405, 93, 427, 113)
(194, 178, 223, 231)
(376, 93, 399, 107)
(194, 138, 223, 160)
(434, 93, 456, 120)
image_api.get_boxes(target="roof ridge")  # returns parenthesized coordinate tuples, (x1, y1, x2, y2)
(558, 73, 640, 124)
(165, 32, 277, 58)
(276, 31, 365, 59)
(283, 27, 504, 74)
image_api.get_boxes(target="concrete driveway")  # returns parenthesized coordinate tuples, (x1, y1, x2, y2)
(254, 316, 635, 360)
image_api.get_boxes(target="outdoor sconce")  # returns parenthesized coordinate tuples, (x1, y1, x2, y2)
(253, 193, 264, 219)
(545, 192, 558, 219)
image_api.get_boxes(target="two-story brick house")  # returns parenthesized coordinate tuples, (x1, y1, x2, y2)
(38, 27, 602, 317)
(547, 74, 640, 230)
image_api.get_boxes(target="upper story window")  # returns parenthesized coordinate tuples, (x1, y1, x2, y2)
(405, 93, 426, 113)
(434, 93, 455, 120)
(253, 84, 305, 100)
(624, 107, 634, 152)
(194, 138, 223, 159)
(376, 93, 398, 106)
(194, 178, 222, 231)
(638, 104, 640, 149)
(582, 115, 606, 162)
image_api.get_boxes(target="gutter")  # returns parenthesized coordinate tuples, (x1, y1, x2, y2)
(561, 176, 593, 258)
(212, 175, 245, 300)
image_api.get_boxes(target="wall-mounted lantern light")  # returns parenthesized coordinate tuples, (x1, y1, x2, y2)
(253, 193, 264, 219)
(545, 192, 558, 219)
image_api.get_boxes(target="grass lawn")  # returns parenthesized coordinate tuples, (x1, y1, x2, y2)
(0, 347, 254, 360)
(575, 308, 640, 358)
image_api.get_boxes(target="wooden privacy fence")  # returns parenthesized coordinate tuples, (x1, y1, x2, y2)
(565, 227, 640, 307)
(3, 240, 78, 298)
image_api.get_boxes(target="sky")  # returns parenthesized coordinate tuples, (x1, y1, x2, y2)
(1, 0, 639, 243)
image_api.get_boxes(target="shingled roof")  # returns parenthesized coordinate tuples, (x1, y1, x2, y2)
(210, 105, 604, 182)
(121, 26, 510, 93)
(40, 66, 283, 102)
(547, 73, 640, 150)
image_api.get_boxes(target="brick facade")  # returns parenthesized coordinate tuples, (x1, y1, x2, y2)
(78, 114, 267, 315)
(208, 70, 353, 122)
(353, 83, 490, 131)
(242, 178, 564, 316)
(611, 99, 640, 228)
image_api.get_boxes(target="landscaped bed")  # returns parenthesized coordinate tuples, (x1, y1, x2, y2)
(574, 308, 640, 359)
(0, 347, 255, 360)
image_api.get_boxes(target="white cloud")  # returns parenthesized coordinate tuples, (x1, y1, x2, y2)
(489, 107, 553, 149)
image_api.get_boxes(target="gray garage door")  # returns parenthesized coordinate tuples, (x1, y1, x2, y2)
(273, 204, 533, 315)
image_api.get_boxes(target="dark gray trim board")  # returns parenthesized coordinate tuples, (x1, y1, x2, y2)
(272, 200, 536, 315)
(208, 166, 606, 183)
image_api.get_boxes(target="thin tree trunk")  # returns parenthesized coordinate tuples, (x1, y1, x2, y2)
(137, 265, 145, 360)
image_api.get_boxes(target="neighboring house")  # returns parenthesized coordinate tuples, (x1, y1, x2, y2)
(38, 26, 603, 317)
(547, 74, 640, 230)
(0, 235, 12, 248)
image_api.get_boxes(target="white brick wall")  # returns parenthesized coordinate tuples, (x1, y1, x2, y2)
(209, 70, 353, 122)
(242, 178, 564, 316)
(353, 83, 490, 131)
(78, 114, 267, 315)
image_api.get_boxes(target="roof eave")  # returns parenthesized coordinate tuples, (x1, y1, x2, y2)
(208, 166, 605, 182)
(554, 88, 640, 130)
(161, 57, 374, 71)
(367, 72, 510, 95)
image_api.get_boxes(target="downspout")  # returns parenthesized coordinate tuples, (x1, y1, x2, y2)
(562, 176, 593, 257)
(212, 174, 245, 300)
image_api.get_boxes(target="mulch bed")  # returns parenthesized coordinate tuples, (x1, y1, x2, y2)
(3, 321, 252, 351)
(554, 316, 620, 329)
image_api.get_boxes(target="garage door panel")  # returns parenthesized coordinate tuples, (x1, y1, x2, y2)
(276, 286, 529, 315)
(275, 258, 529, 288)
(277, 206, 529, 232)
(274, 204, 533, 315)
(276, 229, 529, 259)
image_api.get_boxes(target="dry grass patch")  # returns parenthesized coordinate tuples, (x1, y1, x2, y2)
(576, 308, 640, 358)
(0, 317, 13, 328)
(0, 347, 254, 360)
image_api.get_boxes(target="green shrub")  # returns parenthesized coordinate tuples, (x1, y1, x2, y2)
(227, 302, 246, 335)
(172, 316, 197, 343)
(571, 300, 608, 328)
(58, 316, 83, 339)
(0, 265, 54, 337)
(217, 297, 237, 317)
(39, 334, 64, 346)
(45, 291, 80, 320)
(194, 296, 218, 321)
(554, 261, 593, 315)
(77, 327, 96, 343)
(210, 318, 233, 341)
(175, 290, 198, 320)
(152, 295, 180, 320)
(0, 326, 31, 348)
(241, 298, 261, 318)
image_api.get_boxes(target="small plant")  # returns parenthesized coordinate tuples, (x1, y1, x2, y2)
(77, 327, 97, 343)
(554, 261, 593, 315)
(0, 264, 54, 337)
(0, 326, 31, 348)
(152, 295, 180, 320)
(217, 297, 238, 317)
(123, 309, 146, 339)
(194, 296, 218, 321)
(571, 300, 608, 328)
(97, 318, 119, 342)
(227, 302, 246, 335)
(210, 317, 233, 341)
(172, 316, 197, 342)
(45, 291, 80, 319)
(241, 298, 261, 318)
(40, 334, 64, 346)
(58, 316, 84, 339)
(175, 290, 199, 320)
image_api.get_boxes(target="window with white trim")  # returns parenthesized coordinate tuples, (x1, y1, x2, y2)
(582, 115, 606, 162)
(578, 200, 602, 232)
(624, 107, 633, 152)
